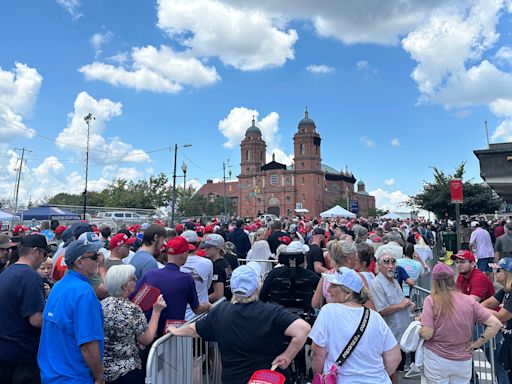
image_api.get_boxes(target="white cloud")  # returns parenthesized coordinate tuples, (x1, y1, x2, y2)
(55, 91, 150, 165)
(306, 64, 334, 74)
(360, 136, 375, 148)
(495, 46, 512, 65)
(357, 61, 369, 71)
(489, 98, 512, 117)
(186, 179, 203, 190)
(157, 0, 298, 71)
(218, 107, 294, 165)
(433, 61, 512, 108)
(0, 63, 42, 142)
(79, 45, 220, 93)
(384, 178, 396, 186)
(107, 52, 129, 65)
(391, 138, 400, 146)
(369, 188, 411, 211)
(55, 0, 82, 19)
(491, 119, 512, 141)
(402, 0, 502, 97)
(453, 109, 472, 118)
(32, 157, 64, 178)
(101, 165, 141, 181)
(90, 30, 113, 57)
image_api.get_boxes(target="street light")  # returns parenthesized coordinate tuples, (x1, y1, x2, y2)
(181, 161, 187, 190)
(83, 113, 95, 220)
(171, 144, 192, 227)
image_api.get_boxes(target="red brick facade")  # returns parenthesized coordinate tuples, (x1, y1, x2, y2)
(198, 111, 375, 218)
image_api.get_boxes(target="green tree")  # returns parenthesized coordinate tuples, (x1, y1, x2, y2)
(410, 162, 502, 219)
(368, 207, 389, 217)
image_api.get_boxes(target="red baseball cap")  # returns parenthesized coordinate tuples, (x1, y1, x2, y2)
(164, 236, 189, 255)
(109, 233, 129, 250)
(450, 250, 475, 262)
(125, 237, 137, 245)
(204, 225, 213, 234)
(54, 225, 67, 236)
(175, 223, 184, 232)
(13, 225, 29, 236)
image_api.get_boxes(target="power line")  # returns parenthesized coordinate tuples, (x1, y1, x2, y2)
(0, 116, 174, 158)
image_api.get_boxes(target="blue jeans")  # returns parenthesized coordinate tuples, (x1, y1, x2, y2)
(476, 257, 494, 274)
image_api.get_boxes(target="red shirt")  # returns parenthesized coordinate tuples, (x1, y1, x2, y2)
(494, 225, 505, 240)
(456, 268, 495, 301)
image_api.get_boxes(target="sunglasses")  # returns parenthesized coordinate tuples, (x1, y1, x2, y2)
(80, 252, 99, 261)
(381, 258, 396, 265)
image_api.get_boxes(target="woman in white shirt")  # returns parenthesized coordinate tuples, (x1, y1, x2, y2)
(309, 267, 401, 384)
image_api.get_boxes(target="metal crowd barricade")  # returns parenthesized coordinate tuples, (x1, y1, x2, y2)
(409, 287, 501, 384)
(409, 285, 431, 313)
(145, 298, 226, 384)
(238, 258, 278, 280)
(473, 326, 499, 384)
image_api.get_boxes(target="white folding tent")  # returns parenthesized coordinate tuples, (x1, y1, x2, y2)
(320, 205, 356, 218)
(0, 210, 16, 220)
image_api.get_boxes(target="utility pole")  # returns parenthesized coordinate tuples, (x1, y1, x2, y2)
(83, 113, 95, 220)
(222, 159, 231, 223)
(13, 147, 32, 225)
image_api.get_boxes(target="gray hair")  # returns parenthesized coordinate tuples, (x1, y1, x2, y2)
(328, 240, 356, 267)
(382, 231, 404, 246)
(105, 264, 136, 297)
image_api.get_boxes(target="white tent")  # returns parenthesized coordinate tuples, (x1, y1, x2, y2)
(320, 205, 356, 218)
(381, 212, 401, 220)
(0, 210, 16, 221)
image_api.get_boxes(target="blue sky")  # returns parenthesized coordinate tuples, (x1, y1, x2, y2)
(1, 0, 512, 211)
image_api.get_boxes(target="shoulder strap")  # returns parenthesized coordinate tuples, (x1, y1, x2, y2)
(335, 307, 370, 367)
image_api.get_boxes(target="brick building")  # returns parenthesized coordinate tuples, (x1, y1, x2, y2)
(198, 110, 375, 218)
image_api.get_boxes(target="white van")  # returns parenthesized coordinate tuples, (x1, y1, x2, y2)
(97, 211, 147, 223)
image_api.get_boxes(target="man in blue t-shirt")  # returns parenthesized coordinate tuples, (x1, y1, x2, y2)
(129, 224, 167, 279)
(0, 234, 49, 384)
(38, 237, 105, 384)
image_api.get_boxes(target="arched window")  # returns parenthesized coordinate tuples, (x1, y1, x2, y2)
(246, 150, 250, 161)
(300, 143, 305, 155)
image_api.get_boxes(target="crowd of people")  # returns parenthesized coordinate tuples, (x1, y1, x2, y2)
(0, 214, 510, 384)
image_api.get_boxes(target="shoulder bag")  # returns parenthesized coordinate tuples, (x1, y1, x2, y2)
(312, 307, 371, 384)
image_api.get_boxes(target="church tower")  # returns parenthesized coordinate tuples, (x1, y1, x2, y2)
(293, 108, 321, 170)
(240, 117, 266, 176)
(293, 109, 324, 215)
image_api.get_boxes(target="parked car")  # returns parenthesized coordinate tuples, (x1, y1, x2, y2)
(258, 214, 279, 222)
(96, 211, 147, 224)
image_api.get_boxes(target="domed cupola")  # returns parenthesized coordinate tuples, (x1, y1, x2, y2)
(245, 117, 261, 136)
(298, 108, 316, 129)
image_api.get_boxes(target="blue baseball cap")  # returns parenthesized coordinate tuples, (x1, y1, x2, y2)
(322, 267, 363, 293)
(65, 236, 103, 265)
(489, 257, 512, 273)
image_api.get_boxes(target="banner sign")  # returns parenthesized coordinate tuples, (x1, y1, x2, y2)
(450, 179, 463, 204)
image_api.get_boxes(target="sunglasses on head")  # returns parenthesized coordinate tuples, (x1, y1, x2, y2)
(80, 252, 99, 261)
(381, 258, 396, 265)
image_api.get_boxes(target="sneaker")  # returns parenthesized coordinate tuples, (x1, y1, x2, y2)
(404, 364, 421, 379)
